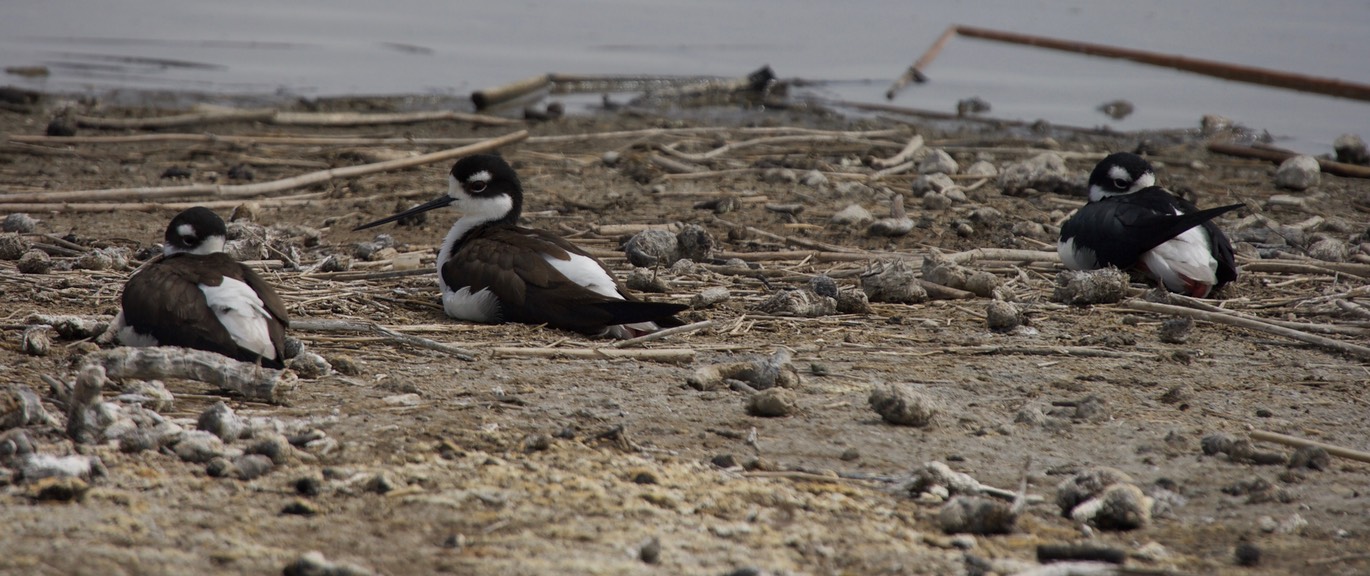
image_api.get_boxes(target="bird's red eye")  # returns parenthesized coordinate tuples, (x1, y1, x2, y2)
(469, 181, 487, 193)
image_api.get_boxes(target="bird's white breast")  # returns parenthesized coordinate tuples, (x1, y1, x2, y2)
(199, 277, 277, 359)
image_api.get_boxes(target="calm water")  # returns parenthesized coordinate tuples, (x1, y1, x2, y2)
(3, 0, 1367, 153)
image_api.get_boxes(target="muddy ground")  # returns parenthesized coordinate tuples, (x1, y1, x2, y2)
(1, 93, 1369, 576)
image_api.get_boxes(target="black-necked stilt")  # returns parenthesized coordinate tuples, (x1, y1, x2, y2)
(1058, 152, 1241, 298)
(353, 154, 686, 338)
(113, 207, 290, 367)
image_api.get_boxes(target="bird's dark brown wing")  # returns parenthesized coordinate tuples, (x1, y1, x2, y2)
(120, 254, 286, 368)
(443, 226, 683, 334)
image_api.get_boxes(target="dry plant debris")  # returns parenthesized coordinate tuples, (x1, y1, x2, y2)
(1, 96, 1369, 575)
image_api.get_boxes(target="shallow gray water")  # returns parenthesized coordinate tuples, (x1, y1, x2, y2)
(3, 0, 1367, 153)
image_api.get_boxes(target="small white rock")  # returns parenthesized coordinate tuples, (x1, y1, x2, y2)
(963, 161, 997, 178)
(830, 204, 873, 226)
(911, 173, 956, 194)
(918, 149, 959, 175)
(1274, 155, 1321, 191)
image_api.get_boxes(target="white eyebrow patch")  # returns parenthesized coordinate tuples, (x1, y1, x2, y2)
(176, 223, 195, 238)
(467, 170, 492, 184)
(1108, 165, 1130, 181)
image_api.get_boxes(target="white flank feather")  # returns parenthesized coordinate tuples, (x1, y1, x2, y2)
(199, 277, 277, 359)
(1056, 237, 1097, 271)
(442, 286, 501, 322)
(1142, 227, 1218, 294)
(544, 252, 622, 300)
(110, 311, 159, 347)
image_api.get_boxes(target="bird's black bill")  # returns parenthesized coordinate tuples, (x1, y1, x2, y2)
(352, 195, 454, 231)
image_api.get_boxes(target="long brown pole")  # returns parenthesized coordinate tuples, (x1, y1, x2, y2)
(1207, 142, 1370, 179)
(890, 25, 1370, 103)
(957, 25, 1370, 101)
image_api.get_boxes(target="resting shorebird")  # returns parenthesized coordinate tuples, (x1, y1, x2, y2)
(1058, 152, 1241, 297)
(113, 207, 290, 367)
(354, 154, 685, 338)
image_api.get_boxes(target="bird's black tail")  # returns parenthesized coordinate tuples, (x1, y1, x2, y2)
(592, 300, 689, 327)
(1134, 202, 1245, 256)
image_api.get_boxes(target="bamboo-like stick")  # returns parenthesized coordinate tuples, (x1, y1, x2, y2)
(70, 108, 517, 130)
(491, 347, 694, 364)
(1120, 299, 1370, 361)
(271, 110, 518, 126)
(946, 248, 1061, 264)
(9, 126, 902, 147)
(0, 130, 528, 204)
(1240, 259, 1370, 278)
(10, 133, 489, 146)
(0, 192, 328, 213)
(885, 26, 959, 99)
(896, 25, 1370, 103)
(1250, 430, 1370, 465)
(1207, 142, 1370, 180)
(954, 25, 1370, 101)
(471, 74, 553, 110)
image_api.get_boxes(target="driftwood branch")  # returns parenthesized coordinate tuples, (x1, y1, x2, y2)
(1120, 299, 1370, 361)
(86, 346, 296, 403)
(1167, 293, 1370, 337)
(0, 130, 529, 204)
(72, 107, 516, 130)
(894, 24, 1370, 103)
(290, 319, 477, 361)
(471, 74, 553, 110)
(491, 347, 694, 364)
(1207, 142, 1370, 180)
(1250, 430, 1370, 465)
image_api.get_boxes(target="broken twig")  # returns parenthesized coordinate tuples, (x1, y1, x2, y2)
(290, 319, 477, 361)
(1121, 299, 1370, 361)
(491, 347, 694, 364)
